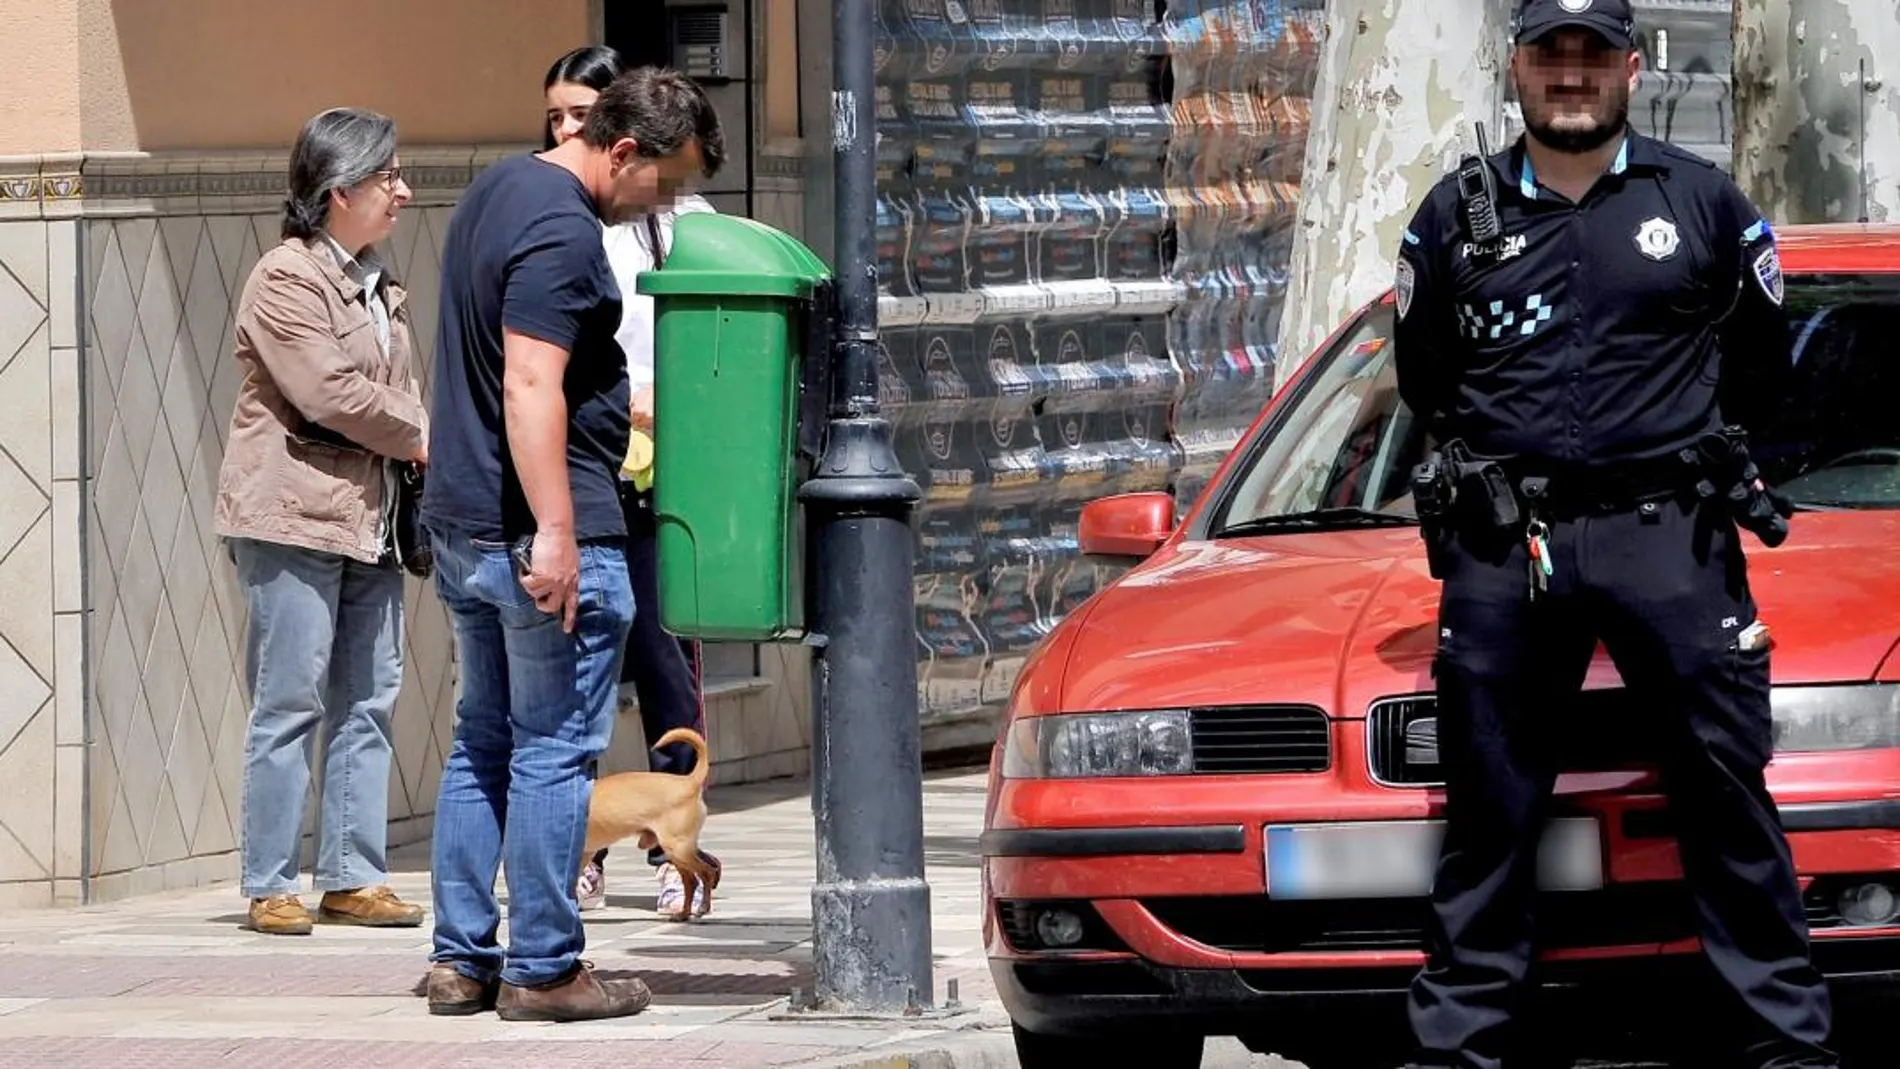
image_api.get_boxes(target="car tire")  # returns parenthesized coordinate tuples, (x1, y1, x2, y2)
(1011, 1022, 1205, 1068)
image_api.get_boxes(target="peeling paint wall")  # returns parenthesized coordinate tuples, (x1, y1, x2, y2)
(1275, 0, 1513, 374)
(1734, 0, 1900, 223)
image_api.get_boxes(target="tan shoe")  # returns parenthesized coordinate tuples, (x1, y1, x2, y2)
(495, 961, 652, 1022)
(249, 893, 313, 935)
(317, 885, 424, 928)
(427, 964, 500, 1016)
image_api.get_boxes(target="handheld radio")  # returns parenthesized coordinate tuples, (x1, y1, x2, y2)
(1456, 122, 1502, 245)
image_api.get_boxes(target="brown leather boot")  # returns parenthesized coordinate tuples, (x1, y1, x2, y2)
(318, 885, 425, 927)
(495, 962, 652, 1022)
(427, 964, 500, 1016)
(248, 894, 313, 935)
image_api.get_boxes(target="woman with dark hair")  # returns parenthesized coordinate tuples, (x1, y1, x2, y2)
(543, 46, 628, 151)
(216, 107, 429, 935)
(541, 46, 724, 920)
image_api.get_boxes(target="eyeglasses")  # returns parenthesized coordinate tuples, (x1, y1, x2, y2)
(368, 166, 405, 189)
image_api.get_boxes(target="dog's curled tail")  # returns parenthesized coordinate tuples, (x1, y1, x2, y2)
(653, 727, 710, 790)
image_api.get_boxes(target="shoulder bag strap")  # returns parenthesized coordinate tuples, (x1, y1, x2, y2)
(645, 213, 666, 270)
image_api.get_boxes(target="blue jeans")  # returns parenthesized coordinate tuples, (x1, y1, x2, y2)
(427, 527, 633, 986)
(232, 538, 404, 898)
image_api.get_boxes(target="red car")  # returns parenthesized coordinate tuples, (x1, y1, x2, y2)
(982, 224, 1900, 1068)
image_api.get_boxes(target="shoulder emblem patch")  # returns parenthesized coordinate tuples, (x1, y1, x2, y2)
(1753, 245, 1784, 306)
(1634, 217, 1680, 261)
(1395, 257, 1416, 320)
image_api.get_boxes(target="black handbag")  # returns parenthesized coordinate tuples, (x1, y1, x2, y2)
(392, 460, 433, 579)
(291, 417, 432, 577)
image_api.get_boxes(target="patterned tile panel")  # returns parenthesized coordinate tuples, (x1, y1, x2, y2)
(82, 210, 460, 897)
(0, 218, 76, 898)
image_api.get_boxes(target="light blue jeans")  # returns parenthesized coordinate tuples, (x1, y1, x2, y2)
(232, 537, 404, 898)
(426, 527, 633, 987)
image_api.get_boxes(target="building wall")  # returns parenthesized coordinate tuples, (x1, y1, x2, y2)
(79, 168, 466, 904)
(0, 196, 85, 909)
(0, 1, 82, 153)
(0, 0, 813, 906)
(2, 1, 593, 155)
(83, 0, 592, 151)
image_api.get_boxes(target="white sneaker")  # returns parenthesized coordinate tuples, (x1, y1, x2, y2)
(576, 860, 606, 912)
(654, 861, 709, 918)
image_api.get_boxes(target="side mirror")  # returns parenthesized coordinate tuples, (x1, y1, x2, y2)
(1079, 492, 1176, 561)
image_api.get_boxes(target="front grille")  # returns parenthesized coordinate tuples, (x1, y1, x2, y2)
(1369, 690, 1663, 786)
(1146, 884, 1698, 954)
(1190, 705, 1330, 774)
(1368, 698, 1441, 785)
(1806, 898, 1843, 930)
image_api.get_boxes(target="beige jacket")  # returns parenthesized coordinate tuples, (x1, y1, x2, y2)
(215, 237, 427, 563)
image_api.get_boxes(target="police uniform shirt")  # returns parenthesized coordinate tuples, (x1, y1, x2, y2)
(1393, 130, 1792, 470)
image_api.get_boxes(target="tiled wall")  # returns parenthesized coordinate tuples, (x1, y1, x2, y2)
(83, 202, 466, 903)
(0, 146, 813, 906)
(0, 203, 86, 909)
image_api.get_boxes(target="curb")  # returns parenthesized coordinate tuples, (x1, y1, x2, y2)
(788, 1029, 1017, 1069)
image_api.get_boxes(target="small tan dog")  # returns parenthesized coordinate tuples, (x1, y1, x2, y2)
(583, 727, 719, 920)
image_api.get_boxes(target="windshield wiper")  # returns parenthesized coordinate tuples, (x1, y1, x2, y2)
(1215, 507, 1418, 538)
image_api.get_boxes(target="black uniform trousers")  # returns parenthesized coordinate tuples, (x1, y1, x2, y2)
(1407, 492, 1835, 1069)
(591, 482, 705, 871)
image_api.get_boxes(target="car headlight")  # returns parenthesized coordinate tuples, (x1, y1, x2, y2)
(1773, 684, 1900, 753)
(1001, 710, 1194, 779)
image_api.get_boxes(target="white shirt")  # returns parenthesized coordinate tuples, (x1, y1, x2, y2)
(321, 232, 395, 549)
(603, 193, 717, 391)
(322, 233, 389, 356)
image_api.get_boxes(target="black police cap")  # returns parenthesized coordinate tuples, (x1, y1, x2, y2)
(1512, 0, 1636, 50)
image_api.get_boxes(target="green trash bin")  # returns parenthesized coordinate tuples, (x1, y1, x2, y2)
(636, 213, 832, 642)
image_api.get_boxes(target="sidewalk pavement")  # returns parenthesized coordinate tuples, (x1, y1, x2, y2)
(0, 767, 1012, 1068)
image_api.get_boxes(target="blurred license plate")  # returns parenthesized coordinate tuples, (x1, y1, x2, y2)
(1265, 818, 1603, 900)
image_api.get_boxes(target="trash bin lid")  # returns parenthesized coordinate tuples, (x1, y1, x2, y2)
(636, 213, 832, 299)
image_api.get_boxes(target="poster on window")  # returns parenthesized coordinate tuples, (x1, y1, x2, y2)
(874, 0, 1326, 731)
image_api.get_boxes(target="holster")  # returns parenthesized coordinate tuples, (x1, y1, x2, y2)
(1442, 440, 1521, 528)
(1411, 451, 1456, 579)
(1410, 439, 1523, 577)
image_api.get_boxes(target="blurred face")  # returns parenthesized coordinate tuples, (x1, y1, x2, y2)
(1512, 28, 1640, 153)
(328, 158, 410, 252)
(601, 138, 705, 223)
(547, 81, 598, 146)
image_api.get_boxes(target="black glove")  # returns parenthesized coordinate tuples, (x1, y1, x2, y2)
(1697, 428, 1793, 548)
(1729, 477, 1793, 548)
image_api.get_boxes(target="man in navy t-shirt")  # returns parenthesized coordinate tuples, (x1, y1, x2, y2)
(420, 67, 721, 1023)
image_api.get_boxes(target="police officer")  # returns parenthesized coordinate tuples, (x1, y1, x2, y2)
(1392, 1, 1834, 1066)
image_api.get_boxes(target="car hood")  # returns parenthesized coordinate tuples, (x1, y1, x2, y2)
(1059, 512, 1900, 715)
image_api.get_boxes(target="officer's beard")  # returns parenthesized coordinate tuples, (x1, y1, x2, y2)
(1519, 83, 1631, 155)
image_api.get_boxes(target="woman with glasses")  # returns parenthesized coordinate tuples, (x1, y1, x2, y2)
(215, 107, 430, 935)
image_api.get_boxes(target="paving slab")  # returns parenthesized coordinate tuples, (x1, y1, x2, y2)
(0, 768, 1007, 1068)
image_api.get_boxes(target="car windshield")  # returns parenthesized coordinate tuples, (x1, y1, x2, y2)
(1751, 273, 1900, 507)
(1211, 272, 1900, 535)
